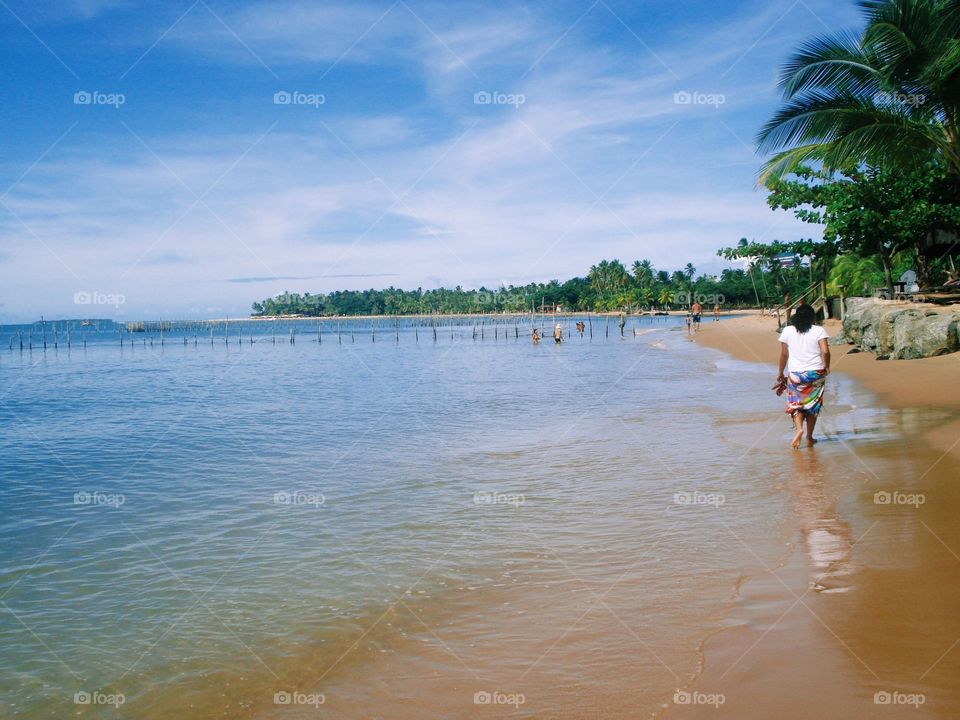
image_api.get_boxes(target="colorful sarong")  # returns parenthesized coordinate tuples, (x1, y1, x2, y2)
(785, 369, 827, 416)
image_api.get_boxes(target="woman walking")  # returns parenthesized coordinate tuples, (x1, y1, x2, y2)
(776, 304, 830, 449)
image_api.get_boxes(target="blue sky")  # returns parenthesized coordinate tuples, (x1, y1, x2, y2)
(0, 0, 863, 321)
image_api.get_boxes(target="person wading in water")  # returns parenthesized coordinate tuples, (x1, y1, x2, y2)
(775, 303, 830, 449)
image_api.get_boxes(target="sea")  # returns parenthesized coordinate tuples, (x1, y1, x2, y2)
(0, 314, 913, 718)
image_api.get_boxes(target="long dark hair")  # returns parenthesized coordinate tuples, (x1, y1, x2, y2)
(792, 303, 815, 334)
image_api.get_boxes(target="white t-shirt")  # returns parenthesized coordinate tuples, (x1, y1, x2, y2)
(778, 324, 829, 373)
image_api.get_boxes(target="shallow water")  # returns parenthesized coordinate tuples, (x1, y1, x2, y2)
(0, 316, 919, 718)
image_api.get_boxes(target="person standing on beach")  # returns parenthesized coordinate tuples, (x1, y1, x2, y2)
(691, 300, 702, 332)
(776, 303, 830, 449)
(713, 303, 720, 321)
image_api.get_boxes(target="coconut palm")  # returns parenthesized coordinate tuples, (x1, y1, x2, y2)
(632, 259, 655, 288)
(658, 286, 674, 309)
(757, 0, 960, 184)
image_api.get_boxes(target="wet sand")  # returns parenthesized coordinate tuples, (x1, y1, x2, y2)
(85, 315, 959, 720)
(691, 313, 960, 458)
(670, 313, 960, 719)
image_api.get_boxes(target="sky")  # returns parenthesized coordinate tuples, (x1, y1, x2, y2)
(0, 0, 864, 321)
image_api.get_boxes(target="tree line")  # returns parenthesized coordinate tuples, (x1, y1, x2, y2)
(250, 260, 812, 317)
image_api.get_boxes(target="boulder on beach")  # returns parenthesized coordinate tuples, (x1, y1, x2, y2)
(842, 298, 960, 360)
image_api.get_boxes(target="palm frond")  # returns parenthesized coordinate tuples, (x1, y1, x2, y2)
(780, 33, 887, 99)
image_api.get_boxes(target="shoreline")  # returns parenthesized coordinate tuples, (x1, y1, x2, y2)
(692, 312, 960, 463)
(211, 309, 719, 323)
(670, 312, 960, 718)
(690, 311, 960, 412)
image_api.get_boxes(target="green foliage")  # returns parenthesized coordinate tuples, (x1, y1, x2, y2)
(766, 162, 960, 289)
(250, 259, 779, 316)
(827, 254, 885, 295)
(757, 0, 960, 182)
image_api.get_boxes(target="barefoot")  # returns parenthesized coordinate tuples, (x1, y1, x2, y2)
(807, 437, 818, 447)
(792, 430, 803, 449)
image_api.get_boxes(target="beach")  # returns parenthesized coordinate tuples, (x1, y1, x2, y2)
(669, 313, 960, 719)
(692, 313, 960, 461)
(2, 314, 957, 718)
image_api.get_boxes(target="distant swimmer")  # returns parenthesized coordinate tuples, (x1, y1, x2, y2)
(553, 323, 563, 344)
(691, 300, 703, 332)
(532, 328, 540, 344)
(576, 321, 586, 336)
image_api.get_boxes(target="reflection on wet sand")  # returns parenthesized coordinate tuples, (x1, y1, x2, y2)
(790, 449, 855, 593)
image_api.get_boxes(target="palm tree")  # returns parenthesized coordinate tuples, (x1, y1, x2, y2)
(684, 263, 696, 284)
(632, 259, 655, 288)
(757, 0, 960, 184)
(639, 286, 656, 309)
(658, 286, 674, 310)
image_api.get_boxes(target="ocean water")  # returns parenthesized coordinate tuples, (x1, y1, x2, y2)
(0, 315, 898, 718)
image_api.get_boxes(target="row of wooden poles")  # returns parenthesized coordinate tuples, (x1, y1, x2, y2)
(6, 313, 677, 351)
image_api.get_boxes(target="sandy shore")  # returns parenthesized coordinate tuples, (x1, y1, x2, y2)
(691, 312, 960, 462)
(667, 312, 960, 719)
(690, 312, 960, 411)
